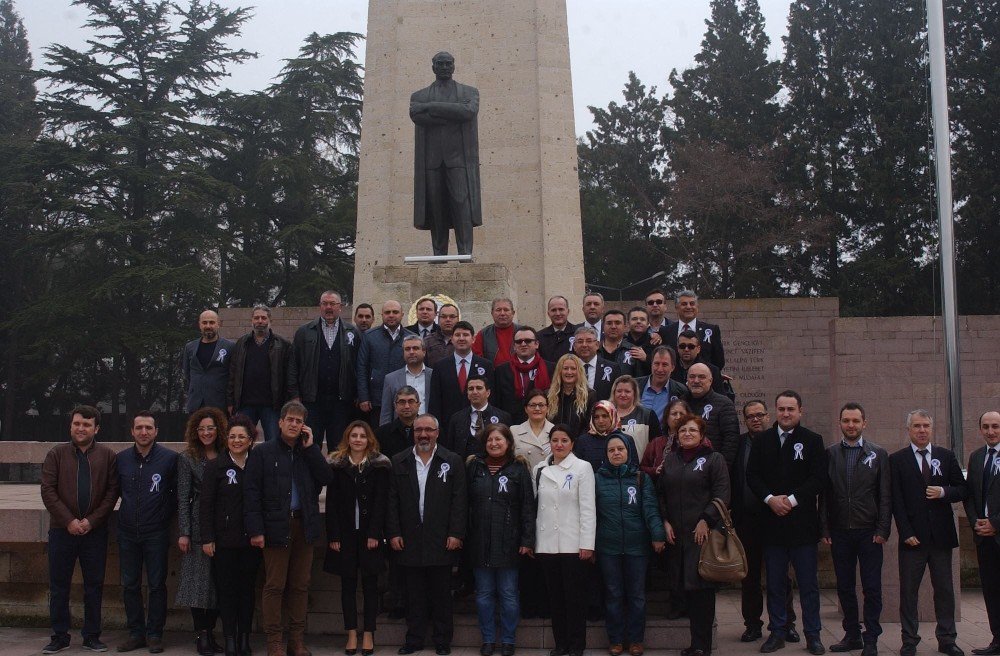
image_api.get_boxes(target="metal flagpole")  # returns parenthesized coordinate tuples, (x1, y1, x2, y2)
(925, 0, 964, 461)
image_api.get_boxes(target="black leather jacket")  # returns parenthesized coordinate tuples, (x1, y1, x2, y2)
(820, 438, 892, 539)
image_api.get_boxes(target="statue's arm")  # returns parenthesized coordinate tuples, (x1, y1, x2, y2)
(422, 88, 479, 123)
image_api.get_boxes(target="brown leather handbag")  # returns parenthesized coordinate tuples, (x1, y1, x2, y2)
(697, 498, 748, 583)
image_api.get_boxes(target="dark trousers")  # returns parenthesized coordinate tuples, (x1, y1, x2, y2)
(685, 588, 716, 652)
(976, 538, 1000, 642)
(191, 607, 219, 632)
(403, 565, 454, 648)
(764, 543, 821, 636)
(305, 397, 353, 452)
(237, 404, 280, 442)
(387, 551, 407, 611)
(598, 553, 649, 645)
(539, 553, 589, 654)
(899, 544, 957, 647)
(518, 553, 549, 618)
(118, 528, 170, 639)
(426, 165, 473, 256)
(830, 528, 883, 642)
(342, 573, 379, 633)
(48, 526, 109, 640)
(737, 518, 796, 630)
(213, 546, 261, 638)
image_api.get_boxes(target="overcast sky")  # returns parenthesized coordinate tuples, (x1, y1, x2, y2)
(19, 0, 794, 136)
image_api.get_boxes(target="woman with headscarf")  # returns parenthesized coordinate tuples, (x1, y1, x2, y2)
(595, 435, 666, 656)
(546, 354, 595, 439)
(656, 414, 730, 656)
(573, 400, 638, 473)
(611, 375, 661, 458)
(640, 398, 692, 477)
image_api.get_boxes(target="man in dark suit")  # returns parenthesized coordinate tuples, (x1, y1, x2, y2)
(445, 376, 512, 460)
(537, 295, 577, 363)
(493, 326, 554, 423)
(747, 390, 827, 655)
(964, 410, 1000, 656)
(686, 363, 739, 466)
(663, 289, 725, 371)
(406, 297, 441, 339)
(571, 325, 621, 401)
(672, 330, 725, 395)
(733, 400, 798, 644)
(821, 403, 891, 656)
(890, 410, 967, 656)
(357, 301, 413, 426)
(287, 290, 362, 451)
(182, 309, 235, 413)
(387, 414, 467, 655)
(428, 321, 493, 428)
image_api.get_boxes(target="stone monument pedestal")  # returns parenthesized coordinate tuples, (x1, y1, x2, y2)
(372, 262, 516, 329)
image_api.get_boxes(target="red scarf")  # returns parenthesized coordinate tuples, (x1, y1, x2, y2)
(511, 355, 551, 400)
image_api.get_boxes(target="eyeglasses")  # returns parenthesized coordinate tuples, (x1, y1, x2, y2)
(527, 402, 548, 409)
(196, 426, 218, 433)
(677, 344, 698, 350)
(646, 299, 664, 305)
(745, 413, 768, 421)
(395, 398, 418, 405)
(514, 338, 536, 345)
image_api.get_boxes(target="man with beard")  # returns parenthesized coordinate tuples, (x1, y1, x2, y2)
(353, 304, 375, 333)
(183, 309, 235, 413)
(388, 415, 467, 655)
(228, 305, 291, 442)
(381, 336, 433, 425)
(671, 330, 725, 396)
(685, 363, 739, 466)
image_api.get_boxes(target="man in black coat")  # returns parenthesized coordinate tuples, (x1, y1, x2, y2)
(445, 376, 512, 460)
(493, 326, 554, 424)
(228, 305, 291, 442)
(572, 325, 621, 402)
(387, 414, 467, 655)
(965, 411, 1000, 656)
(537, 295, 577, 363)
(406, 296, 441, 339)
(671, 330, 725, 395)
(821, 403, 891, 656)
(747, 390, 827, 655)
(287, 290, 362, 451)
(244, 401, 333, 656)
(662, 289, 725, 371)
(686, 363, 739, 466)
(891, 410, 968, 656)
(428, 321, 493, 427)
(732, 400, 798, 644)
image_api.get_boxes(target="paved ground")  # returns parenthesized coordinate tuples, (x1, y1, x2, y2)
(2, 590, 994, 656)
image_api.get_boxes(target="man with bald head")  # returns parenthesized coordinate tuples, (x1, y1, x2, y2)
(686, 362, 739, 465)
(182, 309, 235, 413)
(357, 300, 414, 426)
(966, 411, 1000, 655)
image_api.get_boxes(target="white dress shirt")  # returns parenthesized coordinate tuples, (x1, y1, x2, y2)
(413, 446, 438, 520)
(405, 365, 428, 414)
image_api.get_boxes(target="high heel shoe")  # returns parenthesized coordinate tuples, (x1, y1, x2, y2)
(361, 632, 375, 656)
(345, 630, 358, 656)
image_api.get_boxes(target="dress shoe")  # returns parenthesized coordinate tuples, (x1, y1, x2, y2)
(899, 646, 916, 656)
(480, 644, 495, 656)
(830, 636, 864, 652)
(83, 638, 109, 653)
(742, 629, 764, 643)
(972, 644, 1000, 656)
(435, 646, 451, 655)
(198, 631, 215, 656)
(43, 637, 71, 654)
(786, 628, 801, 644)
(147, 637, 164, 654)
(760, 634, 786, 653)
(362, 632, 375, 656)
(939, 645, 965, 656)
(629, 643, 645, 656)
(397, 647, 421, 655)
(861, 643, 878, 656)
(806, 636, 826, 656)
(609, 645, 624, 656)
(501, 644, 516, 656)
(117, 637, 147, 653)
(224, 636, 238, 656)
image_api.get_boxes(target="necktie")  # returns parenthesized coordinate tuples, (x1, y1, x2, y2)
(421, 328, 428, 339)
(472, 410, 483, 435)
(918, 448, 931, 483)
(780, 431, 790, 447)
(458, 359, 468, 392)
(585, 362, 592, 383)
(984, 447, 997, 515)
(683, 323, 691, 332)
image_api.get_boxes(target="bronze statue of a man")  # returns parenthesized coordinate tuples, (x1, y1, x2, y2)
(410, 52, 481, 256)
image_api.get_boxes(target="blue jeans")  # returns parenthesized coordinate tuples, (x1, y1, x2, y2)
(830, 528, 883, 642)
(49, 526, 108, 640)
(237, 404, 280, 442)
(118, 528, 169, 639)
(764, 543, 821, 636)
(473, 567, 519, 644)
(597, 553, 649, 644)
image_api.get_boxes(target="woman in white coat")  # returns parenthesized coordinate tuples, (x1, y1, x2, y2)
(533, 423, 596, 656)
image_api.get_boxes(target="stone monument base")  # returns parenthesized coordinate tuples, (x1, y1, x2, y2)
(372, 262, 516, 329)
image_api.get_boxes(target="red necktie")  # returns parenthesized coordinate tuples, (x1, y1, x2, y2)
(458, 359, 468, 392)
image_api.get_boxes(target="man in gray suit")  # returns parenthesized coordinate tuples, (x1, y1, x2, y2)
(357, 301, 413, 426)
(380, 335, 433, 426)
(182, 309, 235, 413)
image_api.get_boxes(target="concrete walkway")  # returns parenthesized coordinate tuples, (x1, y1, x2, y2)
(2, 590, 994, 656)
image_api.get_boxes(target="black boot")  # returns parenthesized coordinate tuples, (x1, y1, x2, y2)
(197, 631, 214, 656)
(238, 634, 252, 656)
(224, 637, 237, 656)
(209, 633, 224, 654)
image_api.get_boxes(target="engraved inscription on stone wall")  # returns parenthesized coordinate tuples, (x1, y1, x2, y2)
(726, 336, 767, 401)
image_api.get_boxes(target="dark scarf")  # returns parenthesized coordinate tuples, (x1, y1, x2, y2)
(511, 354, 551, 399)
(675, 440, 714, 463)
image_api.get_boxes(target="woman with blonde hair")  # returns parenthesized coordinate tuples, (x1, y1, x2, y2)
(178, 407, 226, 655)
(547, 354, 594, 438)
(324, 421, 390, 656)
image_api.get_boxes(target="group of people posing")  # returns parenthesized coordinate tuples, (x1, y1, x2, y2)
(39, 289, 1000, 656)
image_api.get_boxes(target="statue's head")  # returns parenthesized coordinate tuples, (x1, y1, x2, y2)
(432, 52, 455, 81)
